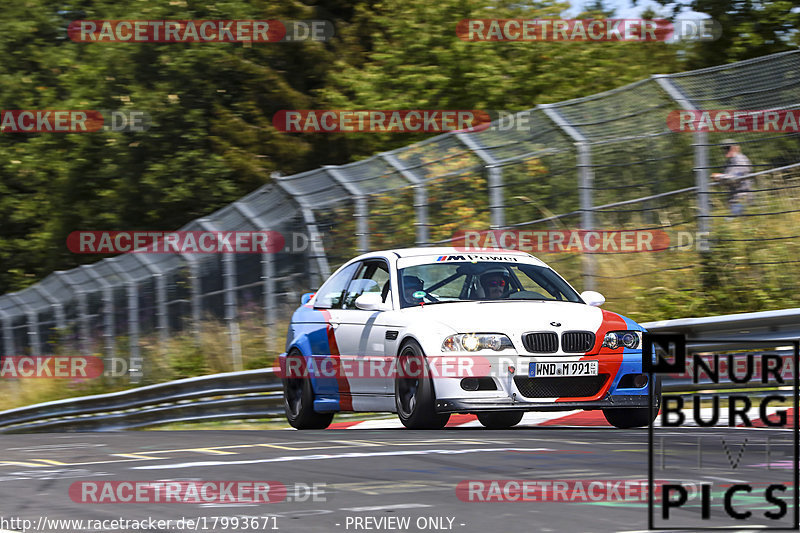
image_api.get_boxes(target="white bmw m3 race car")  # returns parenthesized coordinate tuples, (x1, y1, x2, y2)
(279, 247, 660, 429)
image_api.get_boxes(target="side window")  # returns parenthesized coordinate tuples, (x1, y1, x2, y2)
(343, 260, 391, 309)
(314, 263, 359, 309)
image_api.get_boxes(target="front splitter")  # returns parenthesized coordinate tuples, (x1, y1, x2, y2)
(435, 394, 655, 413)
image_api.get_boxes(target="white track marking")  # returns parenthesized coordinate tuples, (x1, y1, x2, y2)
(340, 503, 432, 512)
(133, 447, 552, 470)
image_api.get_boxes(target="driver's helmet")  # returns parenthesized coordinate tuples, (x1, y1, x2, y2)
(479, 267, 510, 297)
(402, 276, 424, 303)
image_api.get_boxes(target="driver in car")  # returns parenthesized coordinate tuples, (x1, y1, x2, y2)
(480, 269, 510, 299)
(402, 275, 425, 305)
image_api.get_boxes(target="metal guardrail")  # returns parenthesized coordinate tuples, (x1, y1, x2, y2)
(643, 307, 800, 345)
(643, 310, 800, 391)
(0, 307, 797, 433)
(0, 368, 283, 433)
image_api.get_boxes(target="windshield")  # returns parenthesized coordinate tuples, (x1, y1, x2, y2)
(398, 261, 583, 308)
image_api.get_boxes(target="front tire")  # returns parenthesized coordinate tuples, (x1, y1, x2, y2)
(395, 340, 450, 429)
(603, 377, 661, 429)
(477, 411, 524, 429)
(283, 352, 334, 430)
(602, 407, 654, 429)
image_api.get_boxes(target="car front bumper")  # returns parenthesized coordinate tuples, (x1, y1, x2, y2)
(435, 393, 655, 413)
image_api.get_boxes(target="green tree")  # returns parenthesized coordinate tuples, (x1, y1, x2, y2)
(648, 0, 800, 67)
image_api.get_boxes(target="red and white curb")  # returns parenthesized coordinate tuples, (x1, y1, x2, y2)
(328, 407, 795, 430)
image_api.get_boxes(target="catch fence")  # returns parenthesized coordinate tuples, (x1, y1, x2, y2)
(1, 50, 799, 382)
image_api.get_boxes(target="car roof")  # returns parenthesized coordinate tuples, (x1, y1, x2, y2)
(383, 246, 533, 258)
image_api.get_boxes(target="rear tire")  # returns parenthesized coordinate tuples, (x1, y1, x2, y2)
(282, 352, 334, 430)
(395, 340, 450, 429)
(477, 411, 524, 429)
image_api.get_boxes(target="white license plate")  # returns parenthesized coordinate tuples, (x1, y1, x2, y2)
(529, 361, 598, 377)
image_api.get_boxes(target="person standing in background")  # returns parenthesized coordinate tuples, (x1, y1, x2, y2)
(711, 139, 752, 216)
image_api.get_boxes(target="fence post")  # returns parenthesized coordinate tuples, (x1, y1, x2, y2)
(55, 272, 90, 355)
(263, 250, 277, 352)
(455, 132, 505, 229)
(0, 309, 14, 357)
(198, 219, 242, 372)
(136, 255, 169, 352)
(126, 283, 141, 381)
(325, 166, 369, 253)
(653, 75, 710, 245)
(169, 252, 201, 345)
(107, 261, 142, 383)
(381, 153, 429, 245)
(540, 105, 595, 290)
(33, 286, 66, 352)
(8, 295, 41, 357)
(81, 265, 116, 369)
(77, 289, 89, 355)
(231, 201, 280, 353)
(577, 141, 595, 287)
(694, 130, 711, 241)
(301, 207, 331, 287)
(273, 178, 330, 288)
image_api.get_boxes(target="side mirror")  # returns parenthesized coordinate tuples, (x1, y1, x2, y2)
(580, 290, 605, 307)
(355, 292, 390, 311)
(301, 292, 315, 305)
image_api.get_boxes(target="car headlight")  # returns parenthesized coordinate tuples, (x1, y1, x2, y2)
(602, 330, 642, 350)
(442, 333, 513, 352)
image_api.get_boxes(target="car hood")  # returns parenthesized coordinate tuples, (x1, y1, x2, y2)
(400, 300, 607, 333)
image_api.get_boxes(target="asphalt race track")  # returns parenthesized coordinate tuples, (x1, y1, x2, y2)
(0, 426, 796, 533)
